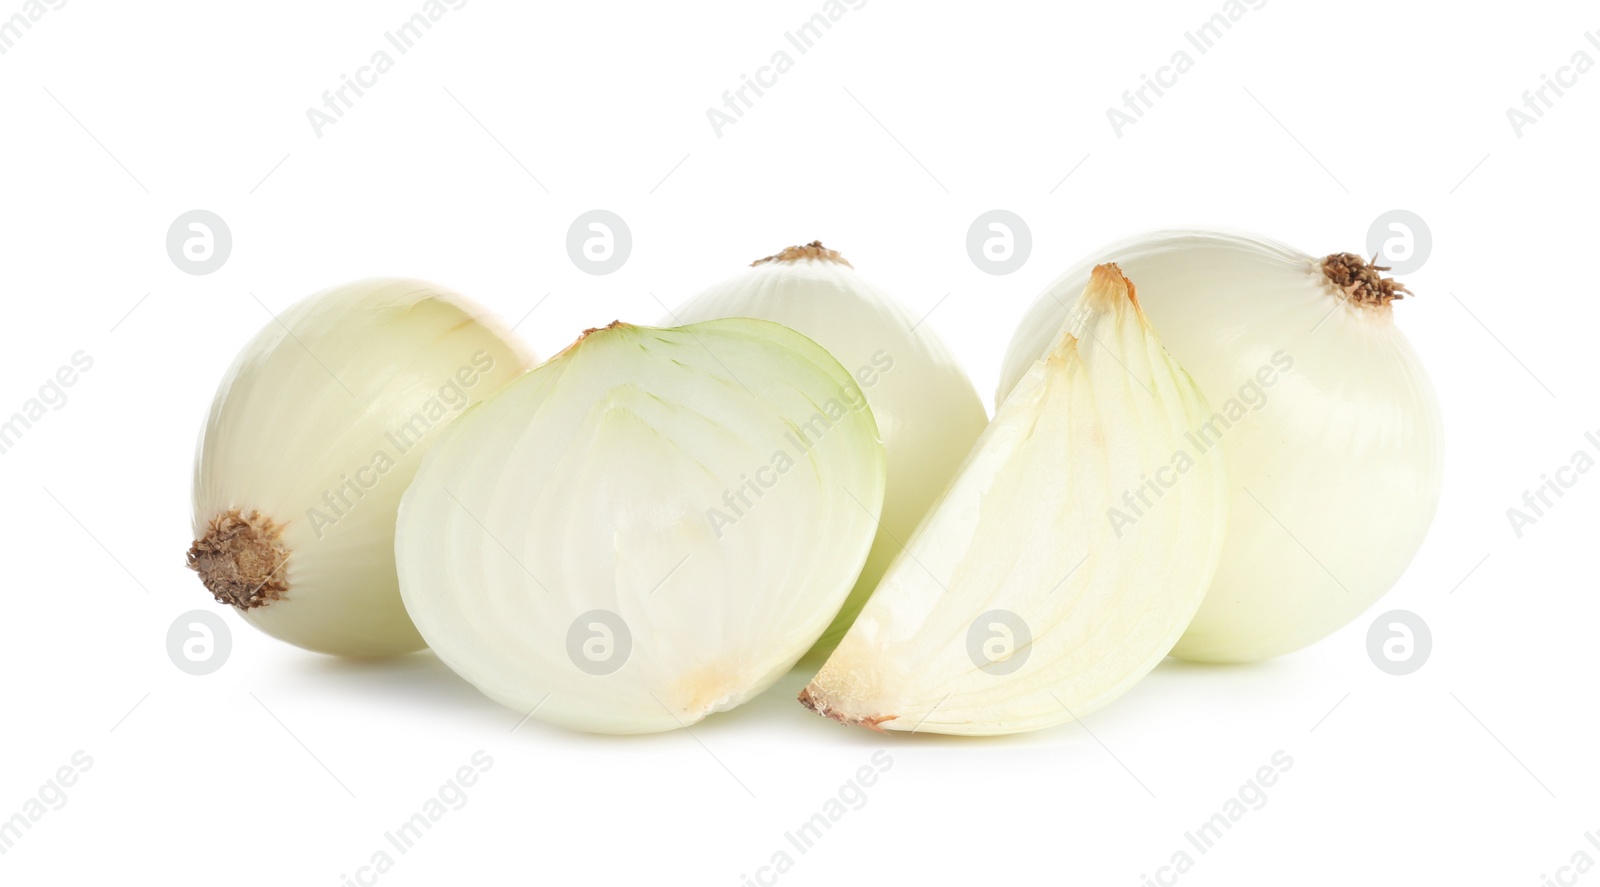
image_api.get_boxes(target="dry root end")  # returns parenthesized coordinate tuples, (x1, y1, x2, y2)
(1321, 253, 1412, 307)
(797, 687, 898, 732)
(751, 241, 852, 268)
(186, 509, 291, 610)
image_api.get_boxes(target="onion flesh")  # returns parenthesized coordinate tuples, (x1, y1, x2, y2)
(396, 319, 886, 734)
(802, 265, 1227, 735)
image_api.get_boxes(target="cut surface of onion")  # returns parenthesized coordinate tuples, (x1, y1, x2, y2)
(665, 242, 988, 659)
(998, 229, 1443, 663)
(188, 278, 536, 656)
(801, 265, 1227, 735)
(396, 319, 885, 734)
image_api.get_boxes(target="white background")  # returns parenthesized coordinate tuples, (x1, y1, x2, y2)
(1, 0, 1595, 884)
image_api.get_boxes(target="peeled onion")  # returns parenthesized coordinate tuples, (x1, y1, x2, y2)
(667, 242, 987, 657)
(187, 278, 536, 656)
(999, 229, 1443, 662)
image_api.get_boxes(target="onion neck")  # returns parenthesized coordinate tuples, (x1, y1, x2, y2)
(751, 241, 852, 268)
(187, 509, 291, 609)
(1321, 253, 1411, 307)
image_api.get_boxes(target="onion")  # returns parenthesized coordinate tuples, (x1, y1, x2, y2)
(998, 229, 1443, 662)
(187, 278, 536, 656)
(666, 242, 988, 656)
(395, 319, 885, 734)
(801, 265, 1228, 734)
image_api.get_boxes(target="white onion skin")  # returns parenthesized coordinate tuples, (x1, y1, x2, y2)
(998, 230, 1443, 662)
(190, 279, 536, 657)
(669, 253, 988, 656)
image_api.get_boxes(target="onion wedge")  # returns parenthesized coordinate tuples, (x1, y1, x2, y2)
(801, 265, 1227, 735)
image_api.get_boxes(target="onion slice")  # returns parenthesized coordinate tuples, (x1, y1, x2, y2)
(801, 265, 1227, 735)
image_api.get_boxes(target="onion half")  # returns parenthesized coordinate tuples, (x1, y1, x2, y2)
(396, 320, 886, 733)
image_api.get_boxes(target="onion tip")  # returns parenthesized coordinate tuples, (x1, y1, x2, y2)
(1321, 252, 1412, 307)
(1086, 262, 1141, 310)
(555, 320, 631, 359)
(751, 241, 853, 269)
(579, 319, 629, 338)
